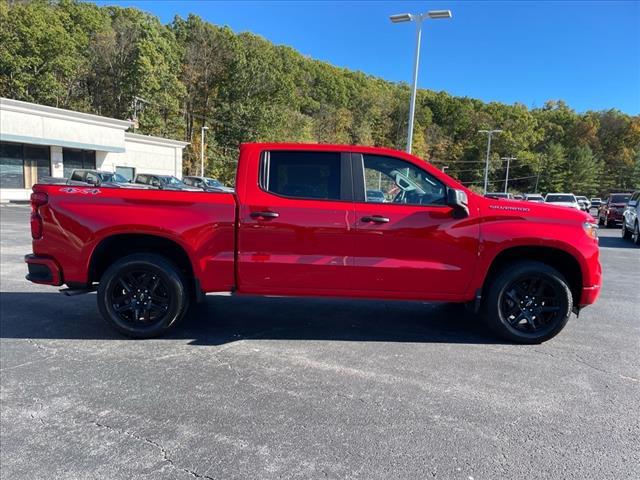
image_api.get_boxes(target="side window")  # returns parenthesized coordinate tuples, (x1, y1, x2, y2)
(85, 172, 99, 184)
(70, 170, 84, 181)
(137, 175, 147, 184)
(262, 151, 341, 200)
(183, 178, 193, 186)
(362, 155, 446, 206)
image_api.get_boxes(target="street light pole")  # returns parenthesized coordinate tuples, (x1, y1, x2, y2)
(501, 156, 517, 193)
(200, 125, 209, 177)
(478, 129, 502, 194)
(390, 10, 452, 154)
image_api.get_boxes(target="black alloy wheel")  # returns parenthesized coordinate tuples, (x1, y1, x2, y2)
(483, 261, 572, 344)
(97, 254, 189, 338)
(500, 275, 563, 336)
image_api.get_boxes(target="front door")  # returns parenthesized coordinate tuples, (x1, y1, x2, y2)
(237, 149, 357, 295)
(351, 153, 479, 299)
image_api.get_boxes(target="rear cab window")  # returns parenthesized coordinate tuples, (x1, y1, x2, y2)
(260, 151, 349, 201)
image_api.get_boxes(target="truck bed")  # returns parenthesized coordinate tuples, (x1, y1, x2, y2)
(31, 184, 237, 292)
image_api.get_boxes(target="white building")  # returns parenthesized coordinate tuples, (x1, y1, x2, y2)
(0, 97, 188, 201)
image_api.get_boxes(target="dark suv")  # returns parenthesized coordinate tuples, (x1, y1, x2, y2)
(598, 193, 632, 227)
(621, 191, 640, 245)
(134, 174, 200, 191)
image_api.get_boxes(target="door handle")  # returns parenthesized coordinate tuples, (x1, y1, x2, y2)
(250, 211, 279, 219)
(361, 215, 390, 224)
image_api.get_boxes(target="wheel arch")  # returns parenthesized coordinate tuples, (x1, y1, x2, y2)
(481, 245, 583, 303)
(88, 233, 197, 295)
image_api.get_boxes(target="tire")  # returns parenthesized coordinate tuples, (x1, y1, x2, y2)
(598, 214, 604, 226)
(482, 261, 572, 344)
(97, 253, 190, 338)
(633, 221, 640, 246)
(622, 221, 632, 240)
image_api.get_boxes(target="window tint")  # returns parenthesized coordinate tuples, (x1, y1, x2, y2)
(263, 151, 341, 200)
(362, 155, 446, 205)
(71, 170, 84, 181)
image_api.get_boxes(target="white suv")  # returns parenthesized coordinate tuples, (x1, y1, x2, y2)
(544, 193, 581, 209)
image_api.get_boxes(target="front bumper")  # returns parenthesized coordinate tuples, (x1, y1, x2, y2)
(25, 254, 63, 286)
(579, 285, 601, 307)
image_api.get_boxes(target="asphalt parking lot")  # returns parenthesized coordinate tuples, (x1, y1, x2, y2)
(1, 204, 638, 480)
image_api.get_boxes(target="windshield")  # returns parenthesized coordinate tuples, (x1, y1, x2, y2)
(611, 194, 630, 203)
(204, 178, 222, 187)
(160, 176, 185, 186)
(546, 195, 575, 203)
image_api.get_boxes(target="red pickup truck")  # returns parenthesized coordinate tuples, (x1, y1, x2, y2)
(25, 143, 601, 343)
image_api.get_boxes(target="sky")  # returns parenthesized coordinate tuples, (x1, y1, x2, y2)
(94, 1, 640, 115)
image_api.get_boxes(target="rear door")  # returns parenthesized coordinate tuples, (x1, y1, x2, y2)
(237, 149, 357, 295)
(351, 152, 479, 299)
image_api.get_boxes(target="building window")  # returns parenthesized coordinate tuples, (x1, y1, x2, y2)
(63, 149, 96, 177)
(0, 142, 24, 188)
(0, 142, 51, 189)
(116, 166, 135, 182)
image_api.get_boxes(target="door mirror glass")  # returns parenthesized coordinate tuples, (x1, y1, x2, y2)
(447, 188, 469, 218)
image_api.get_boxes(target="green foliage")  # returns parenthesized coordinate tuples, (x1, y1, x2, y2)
(1, 0, 638, 194)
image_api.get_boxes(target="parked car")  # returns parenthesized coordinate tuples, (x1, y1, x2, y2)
(366, 189, 386, 203)
(576, 196, 590, 211)
(598, 193, 632, 227)
(183, 175, 234, 192)
(513, 194, 524, 200)
(134, 174, 200, 191)
(524, 194, 545, 203)
(68, 169, 130, 187)
(485, 192, 513, 200)
(25, 142, 601, 344)
(621, 191, 639, 244)
(545, 193, 580, 210)
(590, 197, 602, 209)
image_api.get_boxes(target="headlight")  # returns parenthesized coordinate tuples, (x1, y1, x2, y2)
(583, 222, 598, 240)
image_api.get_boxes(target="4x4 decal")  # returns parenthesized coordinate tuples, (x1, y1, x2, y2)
(59, 187, 101, 195)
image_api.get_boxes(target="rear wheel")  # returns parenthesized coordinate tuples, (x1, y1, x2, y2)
(482, 261, 572, 344)
(97, 253, 189, 338)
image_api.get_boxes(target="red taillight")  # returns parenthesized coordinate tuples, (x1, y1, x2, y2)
(30, 192, 48, 239)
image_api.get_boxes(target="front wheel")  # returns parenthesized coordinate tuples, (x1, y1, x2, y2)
(97, 253, 190, 338)
(633, 221, 640, 246)
(622, 221, 632, 239)
(482, 261, 572, 344)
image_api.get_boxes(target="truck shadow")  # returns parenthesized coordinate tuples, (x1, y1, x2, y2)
(598, 235, 637, 249)
(0, 292, 505, 345)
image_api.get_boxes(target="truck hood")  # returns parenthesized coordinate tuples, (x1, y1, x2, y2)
(480, 197, 594, 224)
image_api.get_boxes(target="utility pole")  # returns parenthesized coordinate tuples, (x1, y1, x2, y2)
(200, 125, 209, 177)
(534, 156, 544, 193)
(501, 156, 517, 193)
(478, 129, 503, 194)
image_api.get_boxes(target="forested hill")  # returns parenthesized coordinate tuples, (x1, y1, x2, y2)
(1, 0, 638, 194)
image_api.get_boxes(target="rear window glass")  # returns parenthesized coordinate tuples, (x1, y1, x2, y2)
(611, 194, 631, 203)
(263, 151, 341, 200)
(546, 195, 575, 202)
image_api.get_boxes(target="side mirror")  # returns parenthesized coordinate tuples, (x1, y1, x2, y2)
(447, 188, 469, 218)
